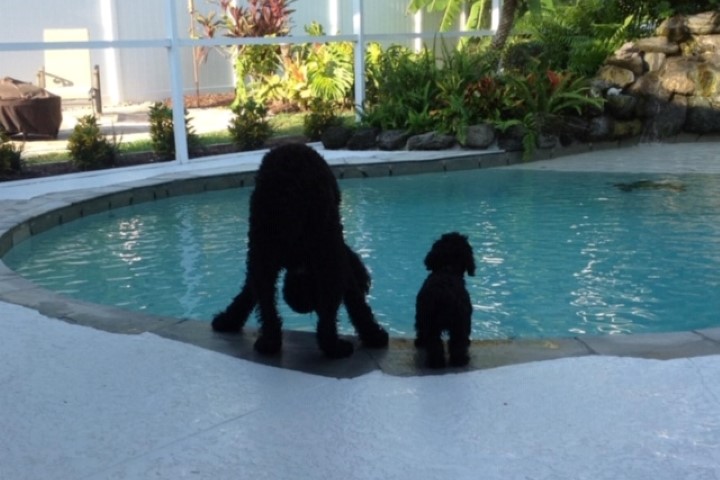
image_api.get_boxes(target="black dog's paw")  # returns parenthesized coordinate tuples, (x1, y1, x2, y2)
(320, 338, 355, 359)
(449, 351, 470, 367)
(254, 333, 282, 356)
(360, 325, 389, 349)
(211, 312, 243, 333)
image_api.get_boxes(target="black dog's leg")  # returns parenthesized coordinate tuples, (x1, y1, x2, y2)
(250, 256, 284, 356)
(212, 281, 255, 333)
(343, 249, 388, 349)
(316, 304, 354, 359)
(344, 287, 388, 349)
(314, 246, 354, 358)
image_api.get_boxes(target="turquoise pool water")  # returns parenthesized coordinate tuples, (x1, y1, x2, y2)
(4, 168, 720, 339)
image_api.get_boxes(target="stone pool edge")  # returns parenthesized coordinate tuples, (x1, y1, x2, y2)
(2, 138, 720, 379)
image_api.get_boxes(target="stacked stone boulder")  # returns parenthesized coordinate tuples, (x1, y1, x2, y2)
(594, 10, 720, 141)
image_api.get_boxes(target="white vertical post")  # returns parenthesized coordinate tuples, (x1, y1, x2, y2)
(165, 0, 190, 164)
(491, 0, 501, 32)
(100, 0, 121, 105)
(352, 0, 365, 116)
(329, 0, 340, 35)
(413, 10, 423, 52)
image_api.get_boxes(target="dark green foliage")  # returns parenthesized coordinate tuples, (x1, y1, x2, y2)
(303, 98, 343, 141)
(363, 40, 502, 137)
(0, 128, 22, 174)
(67, 115, 118, 171)
(362, 44, 440, 132)
(505, 1, 648, 77)
(228, 98, 273, 151)
(502, 40, 547, 73)
(617, 0, 719, 19)
(148, 102, 200, 161)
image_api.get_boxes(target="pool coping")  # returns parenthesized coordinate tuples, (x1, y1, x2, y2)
(2, 137, 720, 378)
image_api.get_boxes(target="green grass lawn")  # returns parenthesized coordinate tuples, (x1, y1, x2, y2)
(24, 110, 356, 166)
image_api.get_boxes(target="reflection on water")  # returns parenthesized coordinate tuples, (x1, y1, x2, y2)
(4, 170, 720, 339)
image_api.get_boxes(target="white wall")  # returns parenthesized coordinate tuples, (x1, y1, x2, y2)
(0, 0, 463, 105)
(0, 0, 106, 99)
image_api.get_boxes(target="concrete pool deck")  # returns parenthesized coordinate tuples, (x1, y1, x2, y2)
(2, 141, 720, 478)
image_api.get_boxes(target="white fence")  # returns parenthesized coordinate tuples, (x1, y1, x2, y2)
(0, 0, 500, 163)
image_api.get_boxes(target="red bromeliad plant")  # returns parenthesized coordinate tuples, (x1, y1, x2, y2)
(195, 0, 296, 106)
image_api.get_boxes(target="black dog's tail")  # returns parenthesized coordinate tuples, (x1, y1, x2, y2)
(346, 245, 371, 294)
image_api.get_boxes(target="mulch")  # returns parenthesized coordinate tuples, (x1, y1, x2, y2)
(169, 92, 236, 109)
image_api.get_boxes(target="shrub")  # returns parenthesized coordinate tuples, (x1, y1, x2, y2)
(495, 66, 604, 160)
(228, 98, 273, 151)
(148, 102, 200, 161)
(303, 98, 343, 141)
(362, 44, 440, 132)
(67, 115, 118, 171)
(0, 128, 22, 174)
(248, 22, 355, 111)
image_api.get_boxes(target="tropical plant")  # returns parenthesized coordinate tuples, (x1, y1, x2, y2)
(227, 98, 273, 150)
(67, 115, 119, 171)
(362, 44, 440, 132)
(0, 128, 22, 174)
(495, 65, 604, 159)
(432, 39, 500, 139)
(148, 102, 200, 161)
(508, 1, 644, 76)
(194, 0, 296, 107)
(304, 22, 354, 104)
(238, 21, 354, 111)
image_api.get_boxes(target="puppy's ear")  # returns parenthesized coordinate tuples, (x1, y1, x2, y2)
(463, 237, 476, 276)
(466, 256, 476, 276)
(424, 247, 440, 272)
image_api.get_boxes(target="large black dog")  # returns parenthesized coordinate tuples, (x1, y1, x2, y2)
(212, 143, 389, 358)
(415, 232, 476, 368)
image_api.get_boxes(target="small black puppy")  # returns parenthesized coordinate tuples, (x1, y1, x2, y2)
(415, 232, 476, 368)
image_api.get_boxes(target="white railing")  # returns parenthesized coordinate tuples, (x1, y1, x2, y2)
(0, 0, 500, 164)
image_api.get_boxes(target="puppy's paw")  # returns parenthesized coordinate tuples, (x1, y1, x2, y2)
(425, 353, 447, 369)
(360, 325, 389, 349)
(449, 351, 470, 367)
(320, 338, 355, 359)
(211, 313, 242, 333)
(254, 333, 282, 356)
(425, 341, 446, 369)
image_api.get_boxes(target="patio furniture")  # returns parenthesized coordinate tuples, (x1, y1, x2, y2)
(0, 77, 62, 138)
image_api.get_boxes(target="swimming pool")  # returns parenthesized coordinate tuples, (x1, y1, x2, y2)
(4, 167, 720, 339)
